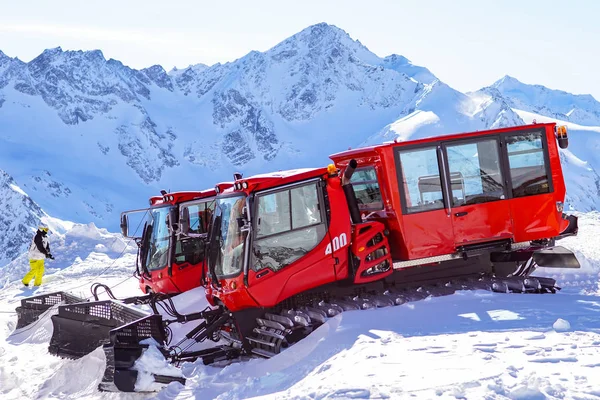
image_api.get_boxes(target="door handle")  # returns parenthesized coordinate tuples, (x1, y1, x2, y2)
(256, 270, 270, 279)
(454, 211, 468, 217)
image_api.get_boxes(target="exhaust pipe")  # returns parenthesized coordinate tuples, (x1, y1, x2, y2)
(341, 159, 362, 224)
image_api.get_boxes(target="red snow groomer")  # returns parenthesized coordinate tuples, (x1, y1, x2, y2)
(100, 122, 579, 392)
(15, 187, 228, 358)
(122, 188, 223, 295)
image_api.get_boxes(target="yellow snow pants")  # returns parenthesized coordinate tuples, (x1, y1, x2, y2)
(22, 259, 45, 286)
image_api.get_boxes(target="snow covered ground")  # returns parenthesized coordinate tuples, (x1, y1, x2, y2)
(1, 214, 600, 400)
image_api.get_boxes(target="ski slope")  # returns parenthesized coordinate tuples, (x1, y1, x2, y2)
(1, 214, 599, 400)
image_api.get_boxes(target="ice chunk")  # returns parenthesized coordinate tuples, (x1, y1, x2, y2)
(553, 318, 571, 332)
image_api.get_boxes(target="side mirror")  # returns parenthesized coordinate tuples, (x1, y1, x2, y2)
(179, 207, 190, 235)
(120, 214, 128, 237)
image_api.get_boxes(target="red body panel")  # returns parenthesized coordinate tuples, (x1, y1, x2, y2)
(451, 201, 513, 246)
(508, 125, 565, 242)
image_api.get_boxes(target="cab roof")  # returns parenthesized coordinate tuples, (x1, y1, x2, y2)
(218, 167, 328, 195)
(330, 122, 557, 164)
(149, 188, 223, 206)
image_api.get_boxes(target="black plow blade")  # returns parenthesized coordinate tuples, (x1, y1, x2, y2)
(99, 314, 186, 392)
(48, 299, 149, 359)
(15, 291, 85, 330)
(533, 246, 581, 269)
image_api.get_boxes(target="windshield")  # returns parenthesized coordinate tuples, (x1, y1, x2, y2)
(144, 206, 173, 271)
(214, 195, 248, 278)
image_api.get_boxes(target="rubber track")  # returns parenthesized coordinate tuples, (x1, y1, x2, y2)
(247, 274, 558, 358)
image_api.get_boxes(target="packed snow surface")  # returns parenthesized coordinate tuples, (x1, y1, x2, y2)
(0, 214, 599, 399)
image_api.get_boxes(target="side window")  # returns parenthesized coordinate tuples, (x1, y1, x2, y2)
(253, 182, 326, 272)
(446, 139, 504, 206)
(350, 167, 383, 210)
(397, 147, 445, 213)
(506, 131, 550, 197)
(174, 200, 215, 265)
(183, 200, 215, 234)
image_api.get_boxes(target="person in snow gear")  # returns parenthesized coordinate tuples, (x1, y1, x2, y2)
(22, 225, 54, 287)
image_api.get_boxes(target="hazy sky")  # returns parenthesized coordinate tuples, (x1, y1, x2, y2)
(1, 0, 598, 99)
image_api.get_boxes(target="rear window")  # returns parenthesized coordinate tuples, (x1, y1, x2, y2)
(506, 131, 551, 197)
(350, 167, 383, 210)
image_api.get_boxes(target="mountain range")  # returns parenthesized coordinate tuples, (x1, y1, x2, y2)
(2, 22, 600, 267)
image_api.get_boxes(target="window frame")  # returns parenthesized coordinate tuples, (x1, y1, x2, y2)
(501, 128, 554, 198)
(251, 177, 328, 272)
(394, 143, 447, 215)
(393, 127, 554, 215)
(349, 166, 384, 211)
(178, 198, 216, 235)
(212, 193, 250, 280)
(144, 204, 174, 272)
(441, 135, 508, 207)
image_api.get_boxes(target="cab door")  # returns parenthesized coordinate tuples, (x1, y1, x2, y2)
(441, 137, 513, 247)
(395, 145, 455, 259)
(246, 179, 337, 306)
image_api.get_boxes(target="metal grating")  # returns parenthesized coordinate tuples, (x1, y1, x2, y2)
(21, 291, 85, 309)
(58, 300, 147, 325)
(114, 315, 166, 345)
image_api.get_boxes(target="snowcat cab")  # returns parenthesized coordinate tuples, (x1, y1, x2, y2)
(97, 123, 580, 393)
(122, 188, 224, 294)
(329, 121, 579, 274)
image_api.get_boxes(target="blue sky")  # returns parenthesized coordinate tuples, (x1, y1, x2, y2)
(1, 0, 598, 99)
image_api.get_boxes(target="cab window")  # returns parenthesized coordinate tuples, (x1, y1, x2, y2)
(174, 200, 215, 265)
(445, 139, 504, 206)
(252, 181, 326, 272)
(397, 147, 445, 214)
(183, 200, 215, 234)
(350, 167, 383, 210)
(506, 131, 550, 197)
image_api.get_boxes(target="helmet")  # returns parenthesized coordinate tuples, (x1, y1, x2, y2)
(38, 224, 49, 233)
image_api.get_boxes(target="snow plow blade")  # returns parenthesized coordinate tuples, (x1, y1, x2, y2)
(48, 299, 149, 359)
(15, 291, 86, 329)
(98, 314, 186, 392)
(532, 246, 581, 269)
(490, 245, 580, 269)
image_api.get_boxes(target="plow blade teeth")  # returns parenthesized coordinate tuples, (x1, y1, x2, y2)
(99, 314, 176, 393)
(49, 300, 149, 359)
(15, 291, 85, 330)
(533, 246, 581, 269)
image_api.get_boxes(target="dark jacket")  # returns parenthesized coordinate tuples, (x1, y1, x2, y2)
(28, 230, 50, 260)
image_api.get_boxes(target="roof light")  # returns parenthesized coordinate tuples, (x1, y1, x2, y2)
(242, 181, 248, 189)
(557, 125, 567, 137)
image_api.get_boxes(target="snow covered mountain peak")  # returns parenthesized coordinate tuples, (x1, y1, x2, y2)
(485, 75, 600, 126)
(382, 54, 437, 84)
